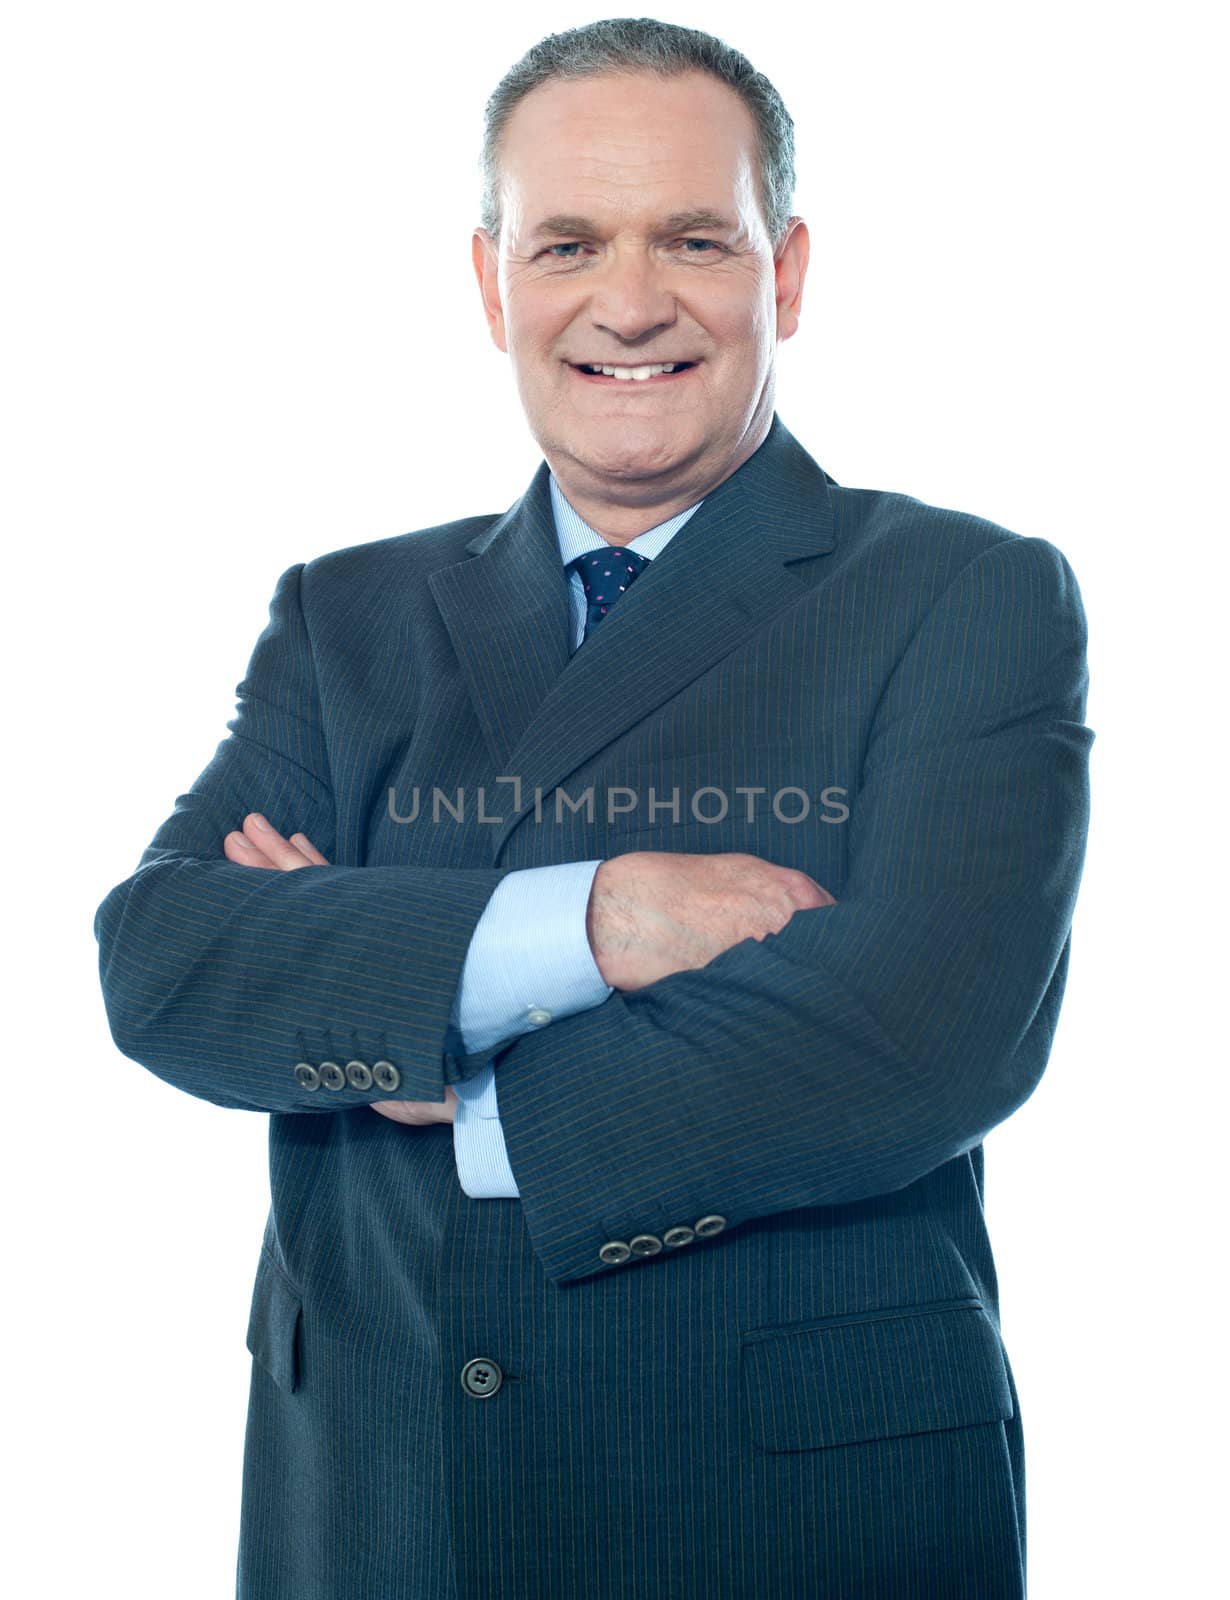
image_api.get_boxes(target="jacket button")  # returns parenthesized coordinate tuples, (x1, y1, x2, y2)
(629, 1234, 662, 1256)
(318, 1060, 346, 1091)
(372, 1060, 401, 1092)
(460, 1357, 503, 1398)
(345, 1059, 373, 1090)
(599, 1240, 631, 1265)
(663, 1226, 695, 1248)
(294, 1063, 321, 1091)
(694, 1214, 727, 1237)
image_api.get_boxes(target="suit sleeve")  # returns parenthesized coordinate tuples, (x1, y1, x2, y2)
(93, 561, 517, 1112)
(489, 534, 1095, 1284)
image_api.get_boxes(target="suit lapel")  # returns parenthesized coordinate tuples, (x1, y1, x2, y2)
(428, 412, 838, 861)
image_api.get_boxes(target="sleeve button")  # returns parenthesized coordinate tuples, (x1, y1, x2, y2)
(345, 1059, 373, 1090)
(372, 1060, 401, 1092)
(526, 1007, 552, 1025)
(319, 1060, 346, 1091)
(294, 1062, 321, 1091)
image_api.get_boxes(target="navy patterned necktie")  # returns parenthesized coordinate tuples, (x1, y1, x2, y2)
(568, 547, 651, 643)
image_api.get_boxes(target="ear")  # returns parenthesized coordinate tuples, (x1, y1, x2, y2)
(773, 218, 809, 344)
(472, 229, 508, 354)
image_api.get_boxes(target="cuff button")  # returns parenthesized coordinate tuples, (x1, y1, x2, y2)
(526, 1007, 552, 1025)
(372, 1060, 401, 1092)
(294, 1062, 321, 1091)
(319, 1060, 346, 1091)
(345, 1059, 373, 1090)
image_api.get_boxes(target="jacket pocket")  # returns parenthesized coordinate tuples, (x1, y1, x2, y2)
(245, 1244, 302, 1394)
(740, 1300, 1013, 1452)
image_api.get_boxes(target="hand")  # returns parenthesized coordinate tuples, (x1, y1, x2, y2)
(223, 813, 457, 1126)
(223, 813, 329, 869)
(586, 850, 837, 992)
(369, 1087, 459, 1126)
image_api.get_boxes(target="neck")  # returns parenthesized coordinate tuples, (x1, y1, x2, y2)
(546, 412, 773, 546)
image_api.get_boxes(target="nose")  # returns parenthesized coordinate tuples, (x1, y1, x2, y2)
(586, 243, 678, 344)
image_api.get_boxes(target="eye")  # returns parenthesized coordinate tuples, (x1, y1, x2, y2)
(540, 237, 725, 262)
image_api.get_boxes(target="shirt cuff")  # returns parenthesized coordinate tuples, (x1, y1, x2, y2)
(452, 1065, 520, 1198)
(448, 858, 613, 1058)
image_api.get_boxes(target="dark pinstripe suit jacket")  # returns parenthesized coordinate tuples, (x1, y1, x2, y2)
(94, 412, 1093, 1599)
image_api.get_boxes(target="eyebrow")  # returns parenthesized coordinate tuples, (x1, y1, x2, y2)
(527, 208, 738, 241)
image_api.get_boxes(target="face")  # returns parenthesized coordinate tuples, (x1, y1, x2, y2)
(472, 69, 809, 524)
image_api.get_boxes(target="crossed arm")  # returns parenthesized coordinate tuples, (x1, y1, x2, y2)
(96, 534, 1091, 1282)
(221, 809, 836, 1125)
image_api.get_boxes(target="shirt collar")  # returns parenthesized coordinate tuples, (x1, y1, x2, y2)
(548, 471, 704, 566)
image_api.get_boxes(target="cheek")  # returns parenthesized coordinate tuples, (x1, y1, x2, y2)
(698, 282, 774, 348)
(501, 283, 557, 346)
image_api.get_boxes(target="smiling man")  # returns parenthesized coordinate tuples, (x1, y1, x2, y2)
(473, 64, 801, 534)
(94, 18, 1093, 1600)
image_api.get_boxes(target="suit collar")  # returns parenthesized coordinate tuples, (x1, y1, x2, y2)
(428, 411, 838, 860)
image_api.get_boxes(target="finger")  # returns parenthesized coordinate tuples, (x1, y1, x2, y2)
(288, 832, 330, 866)
(223, 830, 280, 869)
(370, 1092, 457, 1126)
(370, 1101, 432, 1126)
(241, 813, 319, 871)
(371, 1102, 413, 1124)
(783, 869, 836, 909)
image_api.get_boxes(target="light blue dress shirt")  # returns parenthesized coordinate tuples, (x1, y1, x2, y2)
(449, 472, 705, 1197)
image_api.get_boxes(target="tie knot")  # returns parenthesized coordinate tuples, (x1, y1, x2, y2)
(569, 547, 651, 636)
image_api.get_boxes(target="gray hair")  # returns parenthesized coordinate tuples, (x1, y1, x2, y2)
(478, 17, 796, 253)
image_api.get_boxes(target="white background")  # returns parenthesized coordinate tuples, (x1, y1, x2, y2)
(3, 2, 1224, 1594)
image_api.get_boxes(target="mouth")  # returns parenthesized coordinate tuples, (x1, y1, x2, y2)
(568, 360, 699, 384)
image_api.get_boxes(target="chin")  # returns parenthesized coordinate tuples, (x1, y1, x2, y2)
(568, 420, 695, 480)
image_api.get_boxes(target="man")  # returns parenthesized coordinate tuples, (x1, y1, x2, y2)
(94, 18, 1093, 1599)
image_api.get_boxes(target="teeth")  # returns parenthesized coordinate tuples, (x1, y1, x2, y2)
(582, 363, 681, 380)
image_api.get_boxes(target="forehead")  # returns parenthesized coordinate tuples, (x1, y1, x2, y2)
(498, 69, 762, 231)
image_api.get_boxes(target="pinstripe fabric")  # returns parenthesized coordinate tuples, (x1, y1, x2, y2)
(450, 478, 704, 1195)
(93, 412, 1093, 1598)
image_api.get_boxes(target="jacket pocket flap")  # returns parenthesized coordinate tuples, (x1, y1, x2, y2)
(741, 1302, 1013, 1452)
(245, 1246, 302, 1393)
